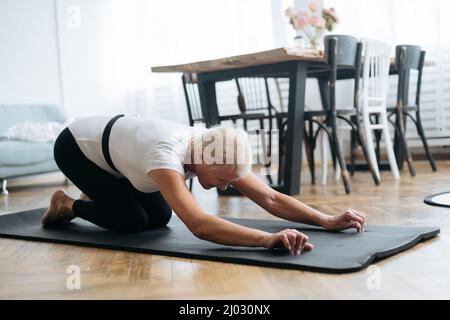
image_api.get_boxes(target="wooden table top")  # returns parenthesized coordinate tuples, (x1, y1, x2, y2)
(151, 47, 326, 74)
(151, 47, 435, 74)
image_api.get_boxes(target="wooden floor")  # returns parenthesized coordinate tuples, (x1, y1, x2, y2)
(1, 161, 449, 299)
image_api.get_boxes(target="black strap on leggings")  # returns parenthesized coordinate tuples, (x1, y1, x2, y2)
(102, 114, 124, 173)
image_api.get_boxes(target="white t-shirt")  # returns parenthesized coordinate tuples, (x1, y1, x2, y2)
(68, 115, 205, 193)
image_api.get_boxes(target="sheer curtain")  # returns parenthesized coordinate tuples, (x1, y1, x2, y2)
(57, 0, 274, 123)
(136, 0, 275, 123)
(324, 0, 450, 145)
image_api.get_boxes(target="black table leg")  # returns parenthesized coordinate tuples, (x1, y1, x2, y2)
(280, 61, 307, 195)
(197, 79, 219, 127)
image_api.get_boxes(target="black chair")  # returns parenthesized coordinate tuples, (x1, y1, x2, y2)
(182, 73, 240, 126)
(182, 73, 286, 186)
(302, 35, 381, 194)
(234, 77, 289, 129)
(235, 77, 291, 184)
(385, 45, 437, 176)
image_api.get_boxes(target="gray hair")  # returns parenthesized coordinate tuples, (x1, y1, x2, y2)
(191, 126, 252, 178)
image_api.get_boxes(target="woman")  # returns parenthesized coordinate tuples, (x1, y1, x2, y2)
(43, 114, 366, 256)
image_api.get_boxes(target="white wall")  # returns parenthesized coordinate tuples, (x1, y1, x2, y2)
(0, 0, 62, 105)
(56, 0, 142, 118)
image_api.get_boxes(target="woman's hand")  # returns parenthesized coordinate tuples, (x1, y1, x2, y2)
(263, 229, 314, 256)
(323, 209, 366, 232)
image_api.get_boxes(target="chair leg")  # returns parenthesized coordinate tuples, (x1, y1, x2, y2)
(397, 111, 416, 177)
(374, 115, 382, 163)
(415, 112, 437, 172)
(320, 130, 329, 185)
(1, 179, 8, 196)
(380, 111, 400, 179)
(334, 128, 344, 182)
(359, 111, 381, 185)
(259, 127, 273, 185)
(308, 120, 316, 185)
(259, 118, 265, 131)
(331, 116, 351, 194)
(350, 129, 356, 176)
(276, 118, 285, 186)
(335, 156, 341, 182)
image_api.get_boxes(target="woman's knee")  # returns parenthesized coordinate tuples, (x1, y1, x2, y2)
(112, 213, 149, 233)
(149, 205, 172, 229)
(99, 202, 150, 233)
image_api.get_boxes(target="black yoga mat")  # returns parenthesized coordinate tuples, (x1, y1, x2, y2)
(0, 208, 440, 273)
(424, 192, 450, 208)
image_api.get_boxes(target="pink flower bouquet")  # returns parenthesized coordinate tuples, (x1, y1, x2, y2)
(285, 2, 339, 49)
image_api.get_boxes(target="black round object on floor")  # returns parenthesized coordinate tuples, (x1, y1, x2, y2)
(424, 192, 450, 208)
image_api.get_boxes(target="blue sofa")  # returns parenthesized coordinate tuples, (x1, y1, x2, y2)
(0, 104, 68, 195)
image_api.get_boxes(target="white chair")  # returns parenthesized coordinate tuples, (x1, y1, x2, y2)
(359, 38, 399, 180)
(322, 39, 399, 183)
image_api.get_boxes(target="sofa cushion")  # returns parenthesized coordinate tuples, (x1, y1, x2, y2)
(0, 159, 59, 178)
(0, 104, 67, 134)
(0, 140, 54, 166)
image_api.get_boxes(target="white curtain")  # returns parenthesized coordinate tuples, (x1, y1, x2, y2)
(137, 0, 275, 122)
(57, 0, 275, 123)
(324, 0, 450, 144)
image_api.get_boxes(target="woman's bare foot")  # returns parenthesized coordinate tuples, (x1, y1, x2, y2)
(42, 190, 76, 227)
(79, 192, 91, 201)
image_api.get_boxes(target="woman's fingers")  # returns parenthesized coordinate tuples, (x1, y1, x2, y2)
(345, 211, 365, 227)
(291, 232, 301, 255)
(294, 233, 304, 255)
(286, 232, 296, 255)
(348, 221, 362, 232)
(287, 230, 310, 255)
(348, 209, 366, 231)
(350, 209, 366, 223)
(299, 233, 309, 254)
(352, 210, 367, 231)
(281, 233, 292, 252)
(273, 230, 314, 255)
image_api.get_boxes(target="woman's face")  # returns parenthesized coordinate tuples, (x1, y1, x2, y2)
(195, 164, 239, 191)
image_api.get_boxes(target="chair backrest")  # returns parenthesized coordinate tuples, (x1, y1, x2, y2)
(235, 77, 271, 114)
(324, 34, 360, 67)
(360, 39, 392, 104)
(395, 45, 426, 107)
(270, 77, 289, 113)
(395, 45, 422, 71)
(323, 35, 362, 113)
(181, 73, 203, 125)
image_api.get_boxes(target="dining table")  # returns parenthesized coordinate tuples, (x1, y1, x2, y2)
(151, 47, 432, 195)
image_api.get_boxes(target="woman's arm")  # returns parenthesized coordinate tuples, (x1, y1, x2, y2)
(150, 169, 313, 255)
(149, 169, 265, 246)
(233, 173, 365, 231)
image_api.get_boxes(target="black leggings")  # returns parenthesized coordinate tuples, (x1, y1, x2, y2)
(53, 128, 172, 233)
